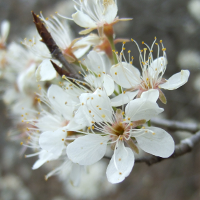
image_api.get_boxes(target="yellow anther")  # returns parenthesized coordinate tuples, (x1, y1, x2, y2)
(160, 40, 162, 43)
(20, 142, 23, 145)
(162, 48, 166, 51)
(131, 38, 134, 41)
(128, 117, 130, 120)
(142, 41, 144, 44)
(154, 36, 157, 40)
(92, 126, 94, 129)
(89, 110, 91, 113)
(122, 47, 126, 50)
(115, 72, 117, 75)
(122, 112, 125, 115)
(123, 41, 126, 44)
(99, 108, 102, 110)
(102, 114, 105, 118)
(128, 50, 131, 53)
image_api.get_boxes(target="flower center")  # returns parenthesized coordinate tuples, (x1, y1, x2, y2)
(112, 123, 125, 136)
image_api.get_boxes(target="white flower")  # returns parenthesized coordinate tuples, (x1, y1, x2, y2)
(40, 13, 99, 59)
(0, 20, 10, 49)
(24, 15, 100, 82)
(72, 0, 131, 35)
(82, 50, 114, 95)
(110, 39, 190, 104)
(23, 84, 85, 185)
(67, 89, 174, 183)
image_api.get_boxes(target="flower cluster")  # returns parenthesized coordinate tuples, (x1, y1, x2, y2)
(0, 0, 190, 185)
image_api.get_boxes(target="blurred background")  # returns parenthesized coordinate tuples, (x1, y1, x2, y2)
(0, 0, 200, 199)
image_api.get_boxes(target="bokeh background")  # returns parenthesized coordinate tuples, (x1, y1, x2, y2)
(0, 0, 200, 199)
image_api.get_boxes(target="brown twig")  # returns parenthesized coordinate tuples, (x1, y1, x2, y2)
(151, 118, 200, 133)
(31, 11, 83, 81)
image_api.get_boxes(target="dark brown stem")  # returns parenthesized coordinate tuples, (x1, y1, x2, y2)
(31, 11, 83, 81)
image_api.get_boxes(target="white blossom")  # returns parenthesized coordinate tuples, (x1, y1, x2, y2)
(67, 89, 174, 183)
(71, 0, 131, 35)
(110, 39, 190, 104)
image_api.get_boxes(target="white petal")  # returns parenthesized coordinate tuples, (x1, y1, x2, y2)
(66, 135, 109, 165)
(103, 74, 114, 96)
(17, 63, 36, 92)
(86, 50, 105, 73)
(136, 127, 175, 158)
(140, 89, 159, 102)
(159, 70, 190, 90)
(110, 62, 141, 88)
(48, 84, 77, 120)
(73, 45, 90, 58)
(66, 118, 87, 131)
(39, 129, 67, 157)
(125, 98, 163, 121)
(32, 150, 58, 170)
(84, 74, 102, 88)
(72, 11, 96, 28)
(1, 20, 10, 41)
(104, 4, 118, 24)
(148, 57, 167, 77)
(79, 89, 113, 123)
(106, 141, 134, 184)
(36, 114, 63, 132)
(35, 59, 57, 81)
(111, 91, 138, 107)
(70, 163, 81, 186)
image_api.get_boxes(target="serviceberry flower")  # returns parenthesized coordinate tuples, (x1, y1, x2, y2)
(71, 0, 131, 36)
(67, 89, 174, 183)
(110, 39, 190, 104)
